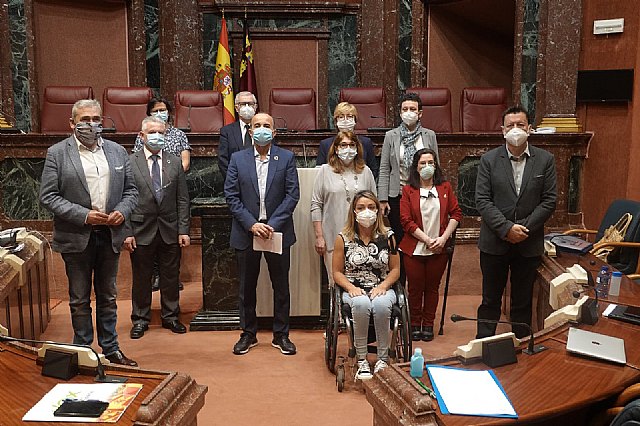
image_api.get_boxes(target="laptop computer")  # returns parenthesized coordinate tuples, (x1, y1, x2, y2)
(566, 327, 627, 365)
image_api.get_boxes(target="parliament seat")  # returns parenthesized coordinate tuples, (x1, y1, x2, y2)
(407, 87, 453, 132)
(102, 87, 153, 133)
(460, 87, 507, 132)
(40, 86, 94, 134)
(174, 90, 224, 133)
(269, 88, 317, 131)
(339, 87, 386, 130)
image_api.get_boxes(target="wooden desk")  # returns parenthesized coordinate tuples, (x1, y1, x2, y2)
(365, 314, 640, 425)
(0, 342, 207, 425)
(533, 251, 640, 331)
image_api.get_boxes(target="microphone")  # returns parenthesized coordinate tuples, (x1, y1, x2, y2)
(450, 314, 547, 355)
(0, 325, 127, 383)
(101, 116, 117, 133)
(275, 116, 288, 132)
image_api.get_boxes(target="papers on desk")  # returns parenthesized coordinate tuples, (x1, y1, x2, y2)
(426, 365, 517, 418)
(253, 232, 283, 254)
(23, 383, 142, 422)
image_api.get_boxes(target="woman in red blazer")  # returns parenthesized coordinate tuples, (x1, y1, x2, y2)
(399, 148, 462, 341)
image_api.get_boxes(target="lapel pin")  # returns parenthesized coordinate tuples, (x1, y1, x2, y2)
(274, 155, 279, 161)
(444, 193, 447, 198)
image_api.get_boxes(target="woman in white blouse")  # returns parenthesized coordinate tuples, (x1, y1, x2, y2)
(311, 131, 377, 286)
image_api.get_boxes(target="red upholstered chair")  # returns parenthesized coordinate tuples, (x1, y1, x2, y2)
(339, 87, 386, 130)
(40, 86, 94, 134)
(102, 87, 153, 133)
(268, 88, 317, 131)
(174, 90, 224, 133)
(460, 87, 507, 132)
(407, 87, 452, 133)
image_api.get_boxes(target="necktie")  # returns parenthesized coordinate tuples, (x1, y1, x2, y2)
(151, 154, 162, 202)
(244, 124, 251, 147)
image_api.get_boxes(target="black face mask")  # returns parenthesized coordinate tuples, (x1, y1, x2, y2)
(75, 122, 102, 147)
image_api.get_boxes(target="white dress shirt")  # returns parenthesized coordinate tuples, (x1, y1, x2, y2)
(507, 143, 530, 196)
(144, 146, 163, 186)
(75, 136, 110, 213)
(413, 186, 440, 256)
(254, 147, 270, 221)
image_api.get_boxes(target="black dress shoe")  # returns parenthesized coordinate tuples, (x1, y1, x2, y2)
(130, 323, 148, 339)
(162, 320, 187, 334)
(422, 326, 434, 342)
(272, 334, 297, 355)
(411, 326, 422, 341)
(105, 350, 138, 367)
(233, 333, 258, 355)
(151, 274, 160, 292)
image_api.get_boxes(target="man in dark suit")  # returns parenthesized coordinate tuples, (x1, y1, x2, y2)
(475, 105, 557, 339)
(225, 112, 300, 355)
(218, 91, 258, 179)
(123, 116, 191, 339)
(316, 102, 379, 178)
(39, 99, 139, 366)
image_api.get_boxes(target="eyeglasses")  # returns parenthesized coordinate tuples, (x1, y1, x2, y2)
(336, 114, 355, 120)
(338, 143, 356, 148)
(237, 102, 256, 107)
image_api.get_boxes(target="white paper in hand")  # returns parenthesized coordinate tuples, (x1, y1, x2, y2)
(253, 232, 283, 254)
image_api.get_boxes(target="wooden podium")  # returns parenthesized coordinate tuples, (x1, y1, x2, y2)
(0, 341, 207, 425)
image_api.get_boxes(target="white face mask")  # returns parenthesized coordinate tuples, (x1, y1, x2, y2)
(504, 127, 529, 147)
(356, 209, 377, 228)
(337, 147, 357, 164)
(336, 118, 356, 132)
(239, 104, 256, 121)
(419, 164, 435, 180)
(401, 111, 419, 126)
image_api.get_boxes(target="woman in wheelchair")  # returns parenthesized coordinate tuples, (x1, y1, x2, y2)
(332, 190, 400, 380)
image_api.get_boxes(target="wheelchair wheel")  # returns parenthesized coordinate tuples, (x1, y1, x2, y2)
(336, 364, 345, 392)
(397, 282, 412, 362)
(324, 286, 340, 374)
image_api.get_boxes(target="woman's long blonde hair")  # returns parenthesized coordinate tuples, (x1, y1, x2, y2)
(327, 131, 365, 174)
(342, 190, 389, 241)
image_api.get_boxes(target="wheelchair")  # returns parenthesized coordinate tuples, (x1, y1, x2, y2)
(324, 281, 412, 392)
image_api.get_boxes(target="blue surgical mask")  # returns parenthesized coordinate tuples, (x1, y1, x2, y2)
(252, 127, 273, 146)
(152, 110, 169, 123)
(145, 132, 165, 151)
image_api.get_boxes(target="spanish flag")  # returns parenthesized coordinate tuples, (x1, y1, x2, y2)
(214, 18, 235, 125)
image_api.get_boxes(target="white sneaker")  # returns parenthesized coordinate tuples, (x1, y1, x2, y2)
(355, 359, 373, 380)
(374, 359, 388, 374)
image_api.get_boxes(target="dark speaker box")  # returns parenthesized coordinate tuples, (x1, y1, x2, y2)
(482, 337, 517, 368)
(581, 299, 599, 325)
(42, 349, 78, 380)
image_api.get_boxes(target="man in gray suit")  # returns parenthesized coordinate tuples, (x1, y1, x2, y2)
(475, 106, 557, 339)
(123, 116, 190, 339)
(40, 99, 138, 366)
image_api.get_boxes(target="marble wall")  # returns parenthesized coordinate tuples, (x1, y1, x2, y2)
(397, 0, 412, 93)
(144, 0, 160, 95)
(0, 158, 50, 220)
(520, 0, 540, 120)
(7, 0, 30, 132)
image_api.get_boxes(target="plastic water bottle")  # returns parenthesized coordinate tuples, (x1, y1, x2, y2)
(595, 266, 612, 298)
(410, 348, 424, 378)
(609, 271, 622, 297)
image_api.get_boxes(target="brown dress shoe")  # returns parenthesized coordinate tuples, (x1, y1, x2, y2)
(105, 350, 138, 367)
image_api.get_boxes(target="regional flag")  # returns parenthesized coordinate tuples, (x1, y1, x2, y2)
(239, 19, 258, 103)
(214, 18, 235, 125)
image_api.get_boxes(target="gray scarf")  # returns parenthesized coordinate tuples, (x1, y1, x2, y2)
(400, 123, 422, 169)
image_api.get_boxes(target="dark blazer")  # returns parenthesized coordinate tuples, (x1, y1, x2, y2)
(399, 181, 463, 255)
(225, 144, 300, 250)
(316, 135, 379, 178)
(475, 144, 557, 257)
(218, 121, 249, 179)
(39, 136, 138, 253)
(126, 150, 190, 245)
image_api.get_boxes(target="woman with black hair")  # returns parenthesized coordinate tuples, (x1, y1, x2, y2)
(399, 148, 462, 342)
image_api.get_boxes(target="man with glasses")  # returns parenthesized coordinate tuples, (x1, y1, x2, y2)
(123, 116, 190, 339)
(475, 105, 557, 339)
(40, 99, 139, 366)
(218, 91, 259, 179)
(316, 102, 379, 178)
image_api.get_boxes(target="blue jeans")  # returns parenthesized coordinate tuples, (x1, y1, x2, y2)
(342, 289, 396, 362)
(61, 230, 121, 355)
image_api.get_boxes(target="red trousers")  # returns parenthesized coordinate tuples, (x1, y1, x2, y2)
(404, 252, 449, 327)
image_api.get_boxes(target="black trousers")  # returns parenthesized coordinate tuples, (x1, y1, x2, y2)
(387, 195, 406, 283)
(236, 246, 291, 337)
(476, 248, 541, 339)
(130, 231, 181, 325)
